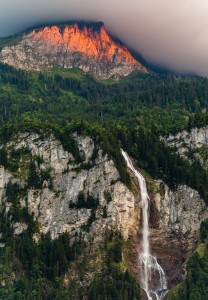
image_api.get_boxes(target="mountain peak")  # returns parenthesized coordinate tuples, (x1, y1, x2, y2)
(0, 22, 147, 79)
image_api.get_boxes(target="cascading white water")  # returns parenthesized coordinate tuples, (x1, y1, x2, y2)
(121, 150, 168, 300)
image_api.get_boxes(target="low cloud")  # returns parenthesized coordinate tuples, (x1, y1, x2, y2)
(1, 0, 208, 76)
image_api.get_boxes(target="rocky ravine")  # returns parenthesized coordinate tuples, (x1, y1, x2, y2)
(0, 22, 147, 80)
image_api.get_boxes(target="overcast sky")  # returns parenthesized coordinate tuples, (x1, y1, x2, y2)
(1, 0, 208, 76)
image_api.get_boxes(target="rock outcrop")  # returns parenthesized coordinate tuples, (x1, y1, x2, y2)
(147, 177, 208, 288)
(0, 22, 147, 80)
(1, 128, 207, 290)
(0, 132, 138, 244)
(154, 181, 208, 241)
(123, 155, 208, 289)
(152, 126, 208, 286)
(162, 125, 208, 170)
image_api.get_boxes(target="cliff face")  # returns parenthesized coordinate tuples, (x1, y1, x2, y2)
(147, 126, 208, 287)
(154, 181, 208, 241)
(0, 132, 138, 244)
(1, 127, 207, 292)
(0, 23, 147, 79)
(151, 174, 208, 294)
(162, 125, 208, 170)
(128, 168, 208, 288)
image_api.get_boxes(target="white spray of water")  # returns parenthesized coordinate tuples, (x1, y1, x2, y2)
(121, 150, 168, 300)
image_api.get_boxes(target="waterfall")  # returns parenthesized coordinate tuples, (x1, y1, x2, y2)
(121, 150, 168, 300)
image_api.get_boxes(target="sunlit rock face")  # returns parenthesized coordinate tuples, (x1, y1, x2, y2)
(0, 22, 147, 79)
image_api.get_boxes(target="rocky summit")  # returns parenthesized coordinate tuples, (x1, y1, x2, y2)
(0, 19, 208, 299)
(0, 22, 147, 79)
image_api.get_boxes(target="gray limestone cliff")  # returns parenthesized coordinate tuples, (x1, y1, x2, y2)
(162, 125, 208, 170)
(144, 126, 208, 286)
(1, 129, 207, 248)
(1, 128, 207, 290)
(153, 180, 208, 241)
(0, 132, 138, 244)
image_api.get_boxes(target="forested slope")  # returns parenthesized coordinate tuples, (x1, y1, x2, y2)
(0, 62, 208, 299)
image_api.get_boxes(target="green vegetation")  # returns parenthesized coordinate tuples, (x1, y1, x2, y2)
(0, 62, 208, 133)
(0, 118, 131, 188)
(0, 58, 208, 298)
(0, 232, 86, 299)
(88, 234, 141, 300)
(0, 228, 140, 299)
(165, 219, 208, 300)
(69, 192, 99, 209)
(0, 173, 83, 298)
(0, 62, 208, 202)
(0, 145, 53, 189)
(117, 124, 208, 203)
(0, 34, 22, 50)
(200, 219, 208, 242)
(104, 191, 113, 203)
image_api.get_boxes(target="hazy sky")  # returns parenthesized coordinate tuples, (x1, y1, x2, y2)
(1, 0, 208, 76)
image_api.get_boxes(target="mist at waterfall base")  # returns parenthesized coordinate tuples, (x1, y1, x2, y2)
(121, 150, 167, 300)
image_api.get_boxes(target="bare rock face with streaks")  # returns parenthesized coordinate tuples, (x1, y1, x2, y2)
(0, 132, 138, 244)
(153, 181, 208, 241)
(162, 125, 208, 170)
(1, 126, 207, 291)
(123, 147, 208, 289)
(0, 22, 147, 80)
(149, 180, 208, 287)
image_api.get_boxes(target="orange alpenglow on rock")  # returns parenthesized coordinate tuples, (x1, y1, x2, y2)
(0, 22, 147, 79)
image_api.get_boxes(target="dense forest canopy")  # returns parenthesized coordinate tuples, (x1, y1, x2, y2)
(0, 62, 208, 132)
(0, 63, 207, 201)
